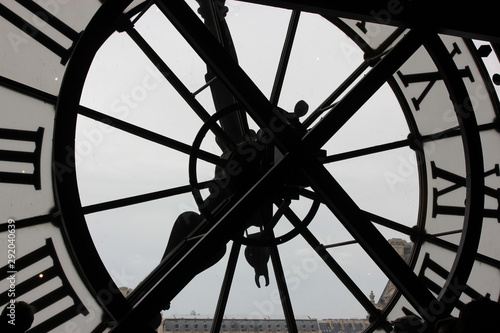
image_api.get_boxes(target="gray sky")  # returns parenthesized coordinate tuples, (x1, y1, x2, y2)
(75, 1, 418, 320)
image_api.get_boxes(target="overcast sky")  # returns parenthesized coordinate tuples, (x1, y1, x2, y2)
(74, 0, 419, 320)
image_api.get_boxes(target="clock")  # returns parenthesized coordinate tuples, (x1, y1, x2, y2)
(1, 1, 499, 333)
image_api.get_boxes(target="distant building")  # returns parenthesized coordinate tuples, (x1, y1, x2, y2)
(130, 238, 413, 333)
(318, 318, 369, 333)
(158, 317, 371, 333)
(370, 238, 413, 309)
(159, 318, 319, 333)
(119, 287, 133, 297)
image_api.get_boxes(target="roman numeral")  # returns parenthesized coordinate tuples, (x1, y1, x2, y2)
(0, 213, 58, 232)
(0, 238, 89, 333)
(0, 127, 44, 190)
(418, 253, 489, 310)
(396, 42, 475, 111)
(431, 161, 500, 222)
(0, 1, 80, 64)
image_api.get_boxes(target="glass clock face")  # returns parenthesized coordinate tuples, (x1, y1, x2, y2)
(1, 1, 499, 333)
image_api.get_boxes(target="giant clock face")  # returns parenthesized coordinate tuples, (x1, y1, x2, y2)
(1, 1, 499, 333)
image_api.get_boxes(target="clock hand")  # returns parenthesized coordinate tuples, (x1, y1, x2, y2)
(162, 212, 226, 275)
(196, 0, 250, 149)
(112, 152, 294, 333)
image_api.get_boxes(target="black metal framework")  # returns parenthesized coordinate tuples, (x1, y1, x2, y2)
(52, 1, 494, 333)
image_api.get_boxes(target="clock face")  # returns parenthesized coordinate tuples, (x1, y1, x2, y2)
(1, 1, 499, 333)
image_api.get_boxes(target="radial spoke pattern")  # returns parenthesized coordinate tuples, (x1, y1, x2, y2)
(84, 1, 450, 332)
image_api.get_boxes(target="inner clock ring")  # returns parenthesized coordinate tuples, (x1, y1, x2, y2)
(188, 104, 321, 246)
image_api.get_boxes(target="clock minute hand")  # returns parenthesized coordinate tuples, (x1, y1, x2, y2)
(196, 0, 249, 148)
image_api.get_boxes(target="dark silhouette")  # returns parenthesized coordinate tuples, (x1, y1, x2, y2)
(391, 315, 424, 333)
(434, 317, 458, 333)
(454, 297, 500, 332)
(244, 232, 270, 288)
(0, 301, 35, 333)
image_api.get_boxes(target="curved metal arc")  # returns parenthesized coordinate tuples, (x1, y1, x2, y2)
(54, 0, 136, 324)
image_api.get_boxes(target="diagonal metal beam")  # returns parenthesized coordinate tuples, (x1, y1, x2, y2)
(109, 2, 441, 330)
(236, 0, 500, 42)
(110, 152, 296, 333)
(153, 0, 300, 154)
(302, 28, 425, 149)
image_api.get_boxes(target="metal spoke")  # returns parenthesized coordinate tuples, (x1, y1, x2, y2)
(323, 139, 410, 163)
(323, 240, 357, 249)
(364, 211, 415, 236)
(303, 29, 425, 149)
(270, 10, 301, 106)
(124, 23, 236, 150)
(81, 182, 211, 215)
(110, 152, 294, 333)
(197, 0, 250, 146)
(302, 59, 370, 128)
(153, 0, 299, 155)
(299, 157, 438, 320)
(78, 106, 223, 166)
(269, 236, 298, 333)
(284, 207, 383, 319)
(424, 235, 500, 268)
(211, 242, 241, 333)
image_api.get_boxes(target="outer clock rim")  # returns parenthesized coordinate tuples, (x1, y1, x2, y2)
(53, 0, 136, 322)
(52, 1, 486, 330)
